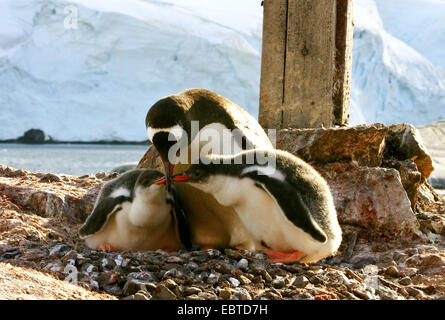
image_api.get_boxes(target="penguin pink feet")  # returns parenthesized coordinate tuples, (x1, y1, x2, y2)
(98, 243, 116, 251)
(263, 249, 305, 264)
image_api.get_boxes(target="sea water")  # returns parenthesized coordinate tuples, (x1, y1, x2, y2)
(0, 143, 148, 176)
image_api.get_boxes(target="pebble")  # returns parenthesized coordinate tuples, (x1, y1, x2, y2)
(212, 261, 234, 274)
(39, 173, 61, 183)
(252, 275, 263, 284)
(2, 250, 20, 259)
(309, 275, 324, 285)
(232, 288, 252, 300)
(261, 270, 273, 283)
(185, 262, 198, 270)
(224, 249, 242, 260)
(293, 275, 310, 289)
(133, 291, 152, 300)
(206, 272, 220, 285)
(406, 286, 422, 297)
(377, 286, 400, 300)
(153, 284, 177, 300)
(272, 277, 286, 289)
(384, 266, 401, 278)
(103, 285, 123, 296)
(295, 292, 313, 300)
(228, 277, 240, 288)
(205, 249, 221, 258)
(198, 292, 218, 300)
(398, 277, 412, 286)
(238, 275, 251, 285)
(219, 288, 232, 300)
(123, 278, 149, 296)
(95, 172, 107, 179)
(164, 279, 178, 290)
(186, 294, 204, 300)
(237, 259, 249, 270)
(184, 286, 202, 296)
(261, 288, 282, 300)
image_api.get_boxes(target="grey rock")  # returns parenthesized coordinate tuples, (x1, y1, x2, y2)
(388, 123, 434, 178)
(19, 129, 45, 144)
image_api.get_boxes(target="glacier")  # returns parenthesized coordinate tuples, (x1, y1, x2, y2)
(0, 0, 444, 141)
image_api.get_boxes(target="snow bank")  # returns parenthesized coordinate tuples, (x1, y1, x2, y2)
(0, 0, 444, 141)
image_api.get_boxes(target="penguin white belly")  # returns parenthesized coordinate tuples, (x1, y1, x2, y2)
(212, 177, 332, 257)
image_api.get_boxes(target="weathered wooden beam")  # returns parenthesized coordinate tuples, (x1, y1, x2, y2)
(334, 0, 354, 126)
(259, 0, 354, 130)
(258, 0, 288, 130)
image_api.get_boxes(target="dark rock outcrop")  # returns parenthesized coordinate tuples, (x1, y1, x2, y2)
(18, 129, 45, 144)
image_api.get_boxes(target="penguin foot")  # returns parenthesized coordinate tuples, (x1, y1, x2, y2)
(263, 249, 305, 264)
(98, 243, 116, 251)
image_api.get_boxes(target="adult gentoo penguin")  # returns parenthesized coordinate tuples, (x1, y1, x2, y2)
(145, 89, 273, 250)
(78, 169, 190, 251)
(177, 149, 342, 263)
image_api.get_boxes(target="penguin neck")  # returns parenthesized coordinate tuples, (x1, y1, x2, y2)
(129, 184, 171, 229)
(191, 174, 241, 207)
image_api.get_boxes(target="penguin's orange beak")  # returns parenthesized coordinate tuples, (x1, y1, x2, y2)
(154, 173, 191, 185)
(172, 175, 191, 182)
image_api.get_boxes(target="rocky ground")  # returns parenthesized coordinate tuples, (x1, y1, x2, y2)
(1, 124, 444, 300)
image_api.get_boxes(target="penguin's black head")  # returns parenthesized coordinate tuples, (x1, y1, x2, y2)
(145, 96, 188, 130)
(146, 96, 190, 189)
(182, 164, 211, 184)
(135, 170, 165, 189)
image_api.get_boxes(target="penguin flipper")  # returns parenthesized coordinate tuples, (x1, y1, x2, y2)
(250, 175, 327, 243)
(78, 196, 129, 239)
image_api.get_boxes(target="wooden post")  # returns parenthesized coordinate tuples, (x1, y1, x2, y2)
(259, 0, 354, 129)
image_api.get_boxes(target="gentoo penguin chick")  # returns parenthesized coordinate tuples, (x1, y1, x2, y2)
(178, 149, 342, 263)
(78, 169, 187, 251)
(145, 89, 273, 250)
